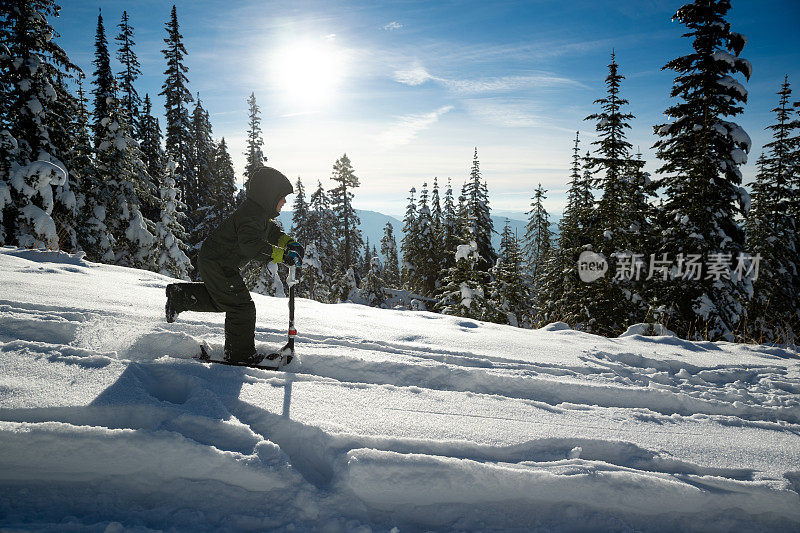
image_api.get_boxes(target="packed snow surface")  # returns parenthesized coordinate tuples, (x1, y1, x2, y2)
(1, 247, 799, 532)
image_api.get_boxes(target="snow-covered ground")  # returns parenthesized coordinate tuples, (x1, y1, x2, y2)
(1, 247, 799, 532)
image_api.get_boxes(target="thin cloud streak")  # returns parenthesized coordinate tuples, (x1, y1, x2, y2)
(442, 73, 589, 94)
(377, 105, 454, 150)
(393, 64, 587, 94)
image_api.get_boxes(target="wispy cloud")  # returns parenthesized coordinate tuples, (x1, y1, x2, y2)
(383, 21, 403, 31)
(377, 105, 454, 150)
(393, 63, 435, 86)
(442, 73, 588, 94)
(393, 62, 586, 93)
(462, 99, 540, 128)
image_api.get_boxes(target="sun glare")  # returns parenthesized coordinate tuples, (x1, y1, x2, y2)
(270, 38, 345, 111)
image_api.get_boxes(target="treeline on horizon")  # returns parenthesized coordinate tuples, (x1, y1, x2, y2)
(1, 0, 798, 344)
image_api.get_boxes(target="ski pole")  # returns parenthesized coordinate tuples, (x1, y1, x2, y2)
(286, 265, 298, 361)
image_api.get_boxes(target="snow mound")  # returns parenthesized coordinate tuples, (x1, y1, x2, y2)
(619, 323, 677, 337)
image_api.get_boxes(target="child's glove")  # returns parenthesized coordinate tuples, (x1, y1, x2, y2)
(270, 246, 302, 267)
(286, 239, 305, 260)
(283, 249, 302, 268)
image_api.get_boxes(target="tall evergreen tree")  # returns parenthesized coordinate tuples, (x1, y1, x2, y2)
(291, 177, 312, 246)
(537, 135, 596, 328)
(490, 222, 532, 327)
(210, 137, 237, 221)
(415, 181, 439, 297)
(380, 221, 401, 288)
(583, 52, 648, 335)
(138, 93, 165, 221)
(115, 10, 140, 127)
(650, 0, 753, 341)
(523, 183, 553, 284)
(330, 153, 362, 275)
(188, 94, 215, 257)
(91, 9, 114, 149)
(243, 92, 265, 188)
(307, 181, 336, 300)
(744, 78, 799, 341)
(400, 187, 418, 291)
(463, 148, 496, 271)
(95, 81, 155, 269)
(160, 5, 193, 210)
(70, 74, 113, 260)
(360, 237, 373, 279)
(441, 178, 459, 271)
(585, 52, 642, 245)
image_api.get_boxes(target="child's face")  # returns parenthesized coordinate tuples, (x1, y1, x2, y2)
(276, 196, 287, 213)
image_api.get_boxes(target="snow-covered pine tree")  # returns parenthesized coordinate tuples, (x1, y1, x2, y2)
(53, 73, 107, 261)
(435, 239, 492, 321)
(63, 74, 112, 261)
(188, 94, 216, 261)
(744, 78, 799, 342)
(360, 237, 372, 279)
(94, 90, 156, 269)
(308, 180, 336, 301)
(46, 68, 84, 252)
(331, 266, 358, 303)
(0, 133, 12, 245)
(154, 160, 191, 279)
(463, 148, 496, 271)
(290, 177, 311, 245)
(209, 137, 237, 221)
(490, 221, 532, 327)
(380, 221, 400, 288)
(537, 134, 596, 328)
(91, 9, 114, 149)
(137, 93, 165, 222)
(115, 10, 140, 129)
(91, 14, 155, 269)
(583, 52, 648, 335)
(330, 153, 363, 278)
(400, 187, 418, 291)
(523, 183, 553, 285)
(243, 92, 265, 188)
(431, 177, 443, 237)
(441, 178, 459, 271)
(651, 0, 753, 341)
(415, 181, 439, 297)
(792, 97, 800, 226)
(358, 257, 387, 308)
(585, 52, 642, 244)
(160, 5, 193, 211)
(0, 0, 82, 250)
(624, 149, 654, 247)
(302, 242, 329, 302)
(430, 177, 445, 277)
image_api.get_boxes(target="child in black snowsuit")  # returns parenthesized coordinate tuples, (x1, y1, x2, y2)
(165, 166, 303, 365)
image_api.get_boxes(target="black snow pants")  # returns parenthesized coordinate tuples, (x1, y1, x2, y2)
(167, 247, 256, 360)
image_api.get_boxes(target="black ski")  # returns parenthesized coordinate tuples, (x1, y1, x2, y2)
(193, 344, 285, 370)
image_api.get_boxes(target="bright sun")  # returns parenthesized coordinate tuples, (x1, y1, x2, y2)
(270, 38, 345, 111)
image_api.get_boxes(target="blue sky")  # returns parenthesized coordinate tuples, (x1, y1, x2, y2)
(53, 0, 800, 219)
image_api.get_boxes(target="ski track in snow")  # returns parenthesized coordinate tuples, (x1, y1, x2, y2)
(0, 247, 799, 532)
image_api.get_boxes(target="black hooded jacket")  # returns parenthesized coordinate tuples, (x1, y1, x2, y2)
(200, 167, 294, 268)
